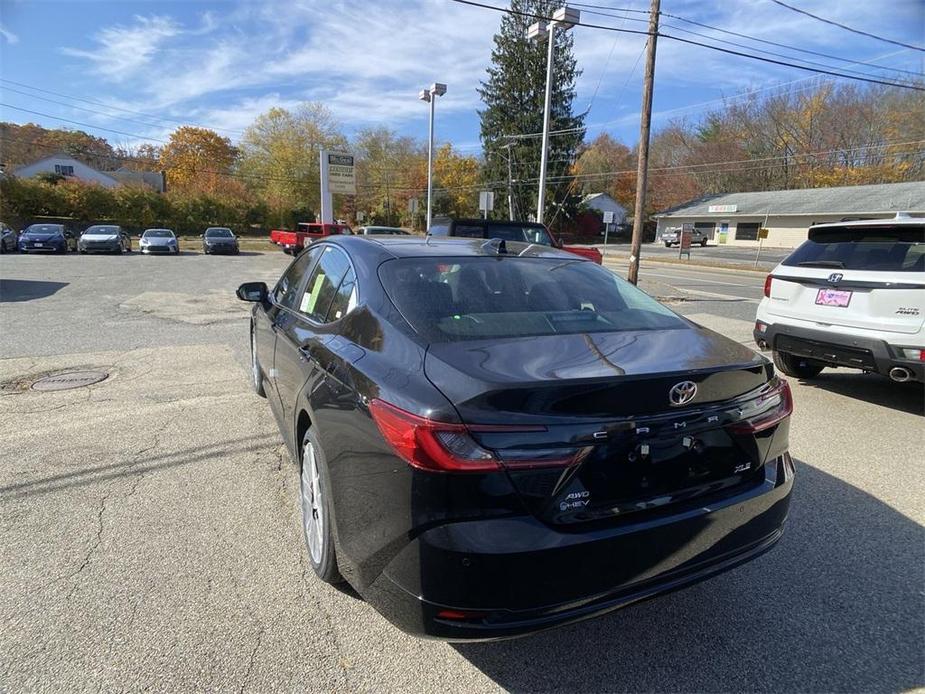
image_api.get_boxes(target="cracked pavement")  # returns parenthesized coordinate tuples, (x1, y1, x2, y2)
(1, 250, 922, 693)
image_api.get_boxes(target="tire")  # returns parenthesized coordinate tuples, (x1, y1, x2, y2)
(700, 238, 708, 247)
(773, 350, 824, 379)
(664, 242, 671, 248)
(250, 327, 266, 398)
(300, 427, 343, 584)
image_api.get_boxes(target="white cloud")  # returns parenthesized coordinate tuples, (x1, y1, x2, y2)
(62, 15, 181, 81)
(0, 23, 19, 44)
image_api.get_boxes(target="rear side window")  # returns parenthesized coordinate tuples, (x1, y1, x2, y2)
(297, 246, 351, 321)
(326, 268, 357, 321)
(379, 257, 684, 342)
(782, 225, 925, 272)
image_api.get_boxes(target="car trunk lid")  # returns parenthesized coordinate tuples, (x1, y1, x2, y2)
(423, 328, 782, 525)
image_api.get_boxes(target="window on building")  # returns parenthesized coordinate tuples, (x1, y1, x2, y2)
(736, 222, 760, 241)
(54, 164, 75, 177)
(694, 222, 715, 238)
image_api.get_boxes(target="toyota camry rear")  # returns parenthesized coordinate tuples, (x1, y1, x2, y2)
(239, 236, 794, 640)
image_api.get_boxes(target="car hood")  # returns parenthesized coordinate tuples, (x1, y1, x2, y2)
(143, 237, 175, 245)
(205, 237, 236, 243)
(423, 326, 771, 421)
(81, 233, 119, 241)
(22, 234, 61, 242)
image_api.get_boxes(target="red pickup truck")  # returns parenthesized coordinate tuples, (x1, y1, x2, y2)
(428, 217, 602, 264)
(270, 222, 353, 255)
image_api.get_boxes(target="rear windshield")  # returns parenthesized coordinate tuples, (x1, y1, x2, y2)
(379, 257, 684, 342)
(782, 225, 925, 272)
(454, 224, 553, 246)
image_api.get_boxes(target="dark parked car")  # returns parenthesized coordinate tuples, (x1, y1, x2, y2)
(18, 224, 77, 253)
(1, 222, 18, 253)
(78, 225, 132, 254)
(237, 236, 794, 640)
(202, 227, 239, 254)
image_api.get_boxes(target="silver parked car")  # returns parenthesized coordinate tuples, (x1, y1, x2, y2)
(139, 228, 179, 255)
(78, 225, 132, 254)
(660, 227, 709, 247)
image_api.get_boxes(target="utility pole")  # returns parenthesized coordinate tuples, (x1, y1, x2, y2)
(503, 142, 515, 220)
(627, 0, 660, 286)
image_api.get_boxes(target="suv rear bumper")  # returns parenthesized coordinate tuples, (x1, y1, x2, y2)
(755, 321, 924, 382)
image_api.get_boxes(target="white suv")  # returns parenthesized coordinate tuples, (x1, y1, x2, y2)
(754, 214, 924, 384)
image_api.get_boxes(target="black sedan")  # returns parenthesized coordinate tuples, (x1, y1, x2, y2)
(18, 224, 77, 253)
(201, 227, 239, 254)
(237, 236, 794, 640)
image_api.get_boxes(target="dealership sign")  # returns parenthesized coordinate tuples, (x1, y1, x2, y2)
(325, 152, 356, 195)
(708, 204, 737, 213)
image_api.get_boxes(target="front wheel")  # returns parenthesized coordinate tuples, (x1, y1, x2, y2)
(773, 350, 824, 379)
(300, 428, 343, 584)
(700, 238, 708, 247)
(664, 241, 671, 248)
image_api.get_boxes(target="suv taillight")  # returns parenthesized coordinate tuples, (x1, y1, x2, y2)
(763, 274, 773, 298)
(729, 379, 793, 434)
(369, 399, 590, 473)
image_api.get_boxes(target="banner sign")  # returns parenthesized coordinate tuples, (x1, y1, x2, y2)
(708, 204, 737, 213)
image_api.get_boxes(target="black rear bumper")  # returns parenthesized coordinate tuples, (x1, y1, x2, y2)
(755, 321, 924, 382)
(363, 453, 794, 640)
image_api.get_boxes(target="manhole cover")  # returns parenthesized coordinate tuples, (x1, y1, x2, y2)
(31, 370, 109, 392)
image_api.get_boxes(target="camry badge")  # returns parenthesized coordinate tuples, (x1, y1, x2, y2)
(827, 272, 843, 284)
(668, 381, 697, 407)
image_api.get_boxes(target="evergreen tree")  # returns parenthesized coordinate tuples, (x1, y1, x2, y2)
(478, 0, 585, 227)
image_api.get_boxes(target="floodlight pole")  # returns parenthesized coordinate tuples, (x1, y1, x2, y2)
(420, 83, 446, 232)
(537, 25, 556, 224)
(528, 7, 579, 225)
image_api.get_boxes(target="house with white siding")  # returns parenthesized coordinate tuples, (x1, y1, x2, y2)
(653, 181, 925, 248)
(12, 154, 165, 192)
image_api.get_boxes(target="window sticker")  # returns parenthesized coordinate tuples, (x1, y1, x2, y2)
(301, 273, 327, 314)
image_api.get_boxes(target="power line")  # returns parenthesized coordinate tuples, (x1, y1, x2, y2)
(574, 2, 923, 75)
(449, 0, 925, 91)
(0, 103, 170, 144)
(0, 78, 246, 135)
(577, 6, 924, 81)
(767, 0, 925, 53)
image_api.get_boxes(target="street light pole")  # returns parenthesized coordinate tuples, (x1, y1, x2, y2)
(528, 7, 579, 225)
(536, 24, 556, 224)
(419, 82, 446, 232)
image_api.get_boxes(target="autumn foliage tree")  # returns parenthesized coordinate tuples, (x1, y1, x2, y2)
(159, 126, 237, 195)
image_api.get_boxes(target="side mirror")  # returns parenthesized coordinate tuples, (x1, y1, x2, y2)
(236, 281, 268, 303)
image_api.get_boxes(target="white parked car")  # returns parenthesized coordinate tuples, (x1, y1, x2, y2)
(754, 214, 924, 383)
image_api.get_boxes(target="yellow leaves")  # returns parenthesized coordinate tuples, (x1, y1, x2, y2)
(160, 126, 237, 196)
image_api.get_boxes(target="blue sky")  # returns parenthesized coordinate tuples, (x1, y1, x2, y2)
(0, 0, 922, 155)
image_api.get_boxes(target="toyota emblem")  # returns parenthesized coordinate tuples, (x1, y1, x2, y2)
(668, 381, 698, 407)
(827, 272, 843, 284)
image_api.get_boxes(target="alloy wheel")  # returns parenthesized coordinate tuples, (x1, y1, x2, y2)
(301, 442, 324, 564)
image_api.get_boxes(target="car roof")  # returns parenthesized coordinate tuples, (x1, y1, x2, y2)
(809, 214, 923, 230)
(433, 217, 546, 228)
(321, 234, 583, 260)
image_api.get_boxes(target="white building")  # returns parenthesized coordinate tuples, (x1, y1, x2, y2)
(13, 154, 165, 192)
(653, 181, 925, 248)
(582, 192, 627, 225)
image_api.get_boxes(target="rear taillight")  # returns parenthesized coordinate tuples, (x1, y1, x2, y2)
(729, 379, 793, 434)
(763, 274, 773, 298)
(369, 399, 589, 473)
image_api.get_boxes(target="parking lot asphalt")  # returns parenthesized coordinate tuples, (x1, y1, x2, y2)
(1, 250, 923, 693)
